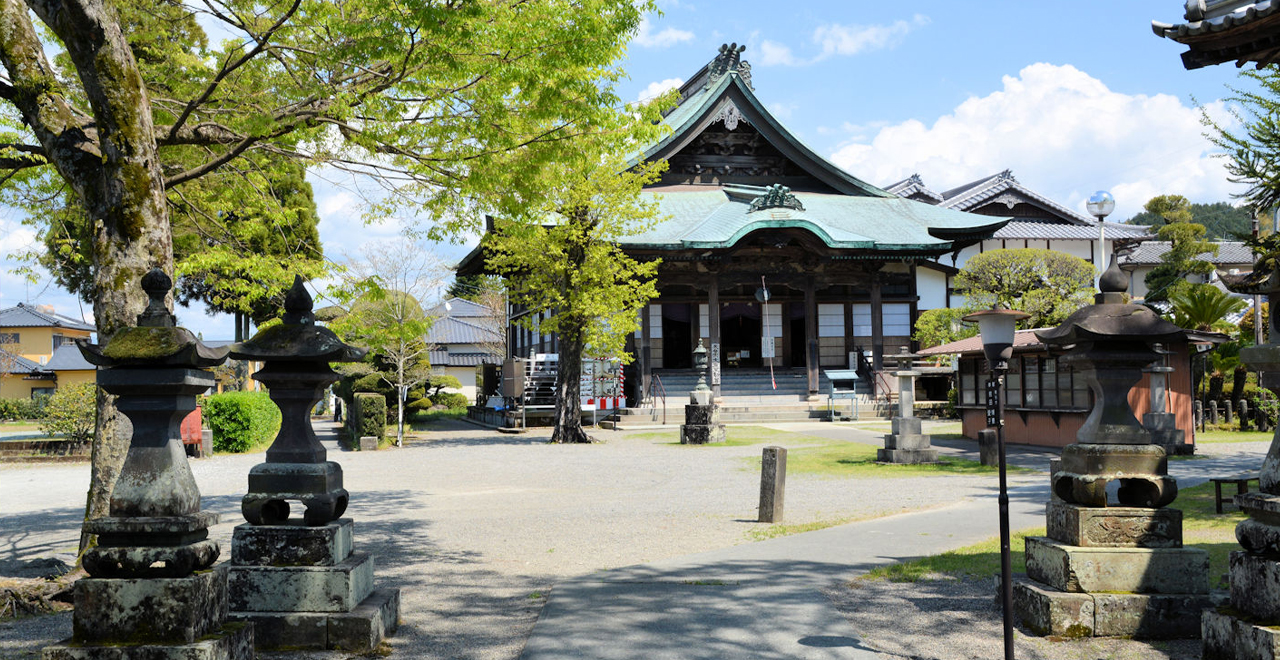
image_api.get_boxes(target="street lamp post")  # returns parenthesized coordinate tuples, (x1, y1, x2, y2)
(963, 306, 1029, 660)
(1086, 190, 1116, 288)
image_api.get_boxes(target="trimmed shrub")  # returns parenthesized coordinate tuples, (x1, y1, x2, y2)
(0, 395, 50, 421)
(205, 391, 281, 453)
(353, 392, 386, 445)
(39, 383, 97, 443)
(430, 392, 469, 410)
(406, 397, 434, 412)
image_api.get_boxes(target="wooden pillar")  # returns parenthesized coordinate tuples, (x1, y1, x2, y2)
(708, 275, 721, 400)
(641, 303, 652, 402)
(804, 276, 818, 397)
(871, 273, 884, 371)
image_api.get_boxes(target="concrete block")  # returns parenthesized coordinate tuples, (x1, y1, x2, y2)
(679, 423, 725, 444)
(890, 417, 921, 435)
(1046, 500, 1182, 548)
(1092, 591, 1212, 638)
(231, 519, 354, 567)
(1203, 608, 1280, 660)
(1025, 536, 1208, 594)
(1013, 578, 1094, 638)
(228, 552, 374, 613)
(330, 588, 401, 651)
(876, 448, 938, 464)
(883, 433, 931, 450)
(978, 429, 998, 467)
(43, 622, 253, 660)
(358, 436, 378, 451)
(72, 566, 228, 644)
(1230, 551, 1280, 620)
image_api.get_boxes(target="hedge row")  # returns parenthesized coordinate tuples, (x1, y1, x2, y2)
(0, 396, 49, 421)
(353, 392, 386, 444)
(205, 391, 281, 453)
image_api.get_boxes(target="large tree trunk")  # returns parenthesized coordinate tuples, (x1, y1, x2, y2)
(551, 326, 593, 444)
(1, 0, 174, 553)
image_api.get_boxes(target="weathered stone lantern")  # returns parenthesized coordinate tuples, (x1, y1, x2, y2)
(1014, 258, 1210, 639)
(1204, 265, 1280, 657)
(681, 339, 724, 444)
(877, 347, 936, 463)
(44, 268, 252, 660)
(1142, 343, 1185, 454)
(224, 276, 399, 651)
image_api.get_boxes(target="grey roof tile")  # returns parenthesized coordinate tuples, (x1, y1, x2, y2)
(0, 304, 95, 331)
(43, 345, 95, 371)
(1119, 241, 1256, 266)
(425, 316, 502, 346)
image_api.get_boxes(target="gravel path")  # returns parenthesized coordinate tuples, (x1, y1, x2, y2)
(0, 420, 997, 659)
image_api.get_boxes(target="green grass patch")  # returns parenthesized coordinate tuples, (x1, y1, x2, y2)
(779, 440, 1037, 478)
(627, 426, 829, 447)
(407, 408, 467, 429)
(859, 482, 1243, 589)
(1197, 428, 1275, 444)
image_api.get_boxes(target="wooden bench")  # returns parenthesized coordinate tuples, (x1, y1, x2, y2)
(1211, 474, 1261, 514)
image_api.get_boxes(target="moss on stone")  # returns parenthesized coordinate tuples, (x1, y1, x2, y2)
(1062, 623, 1093, 639)
(102, 327, 188, 359)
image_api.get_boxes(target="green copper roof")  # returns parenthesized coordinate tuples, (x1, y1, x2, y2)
(621, 185, 1008, 252)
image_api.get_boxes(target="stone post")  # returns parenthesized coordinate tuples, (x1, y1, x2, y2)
(1210, 400, 1221, 425)
(877, 347, 937, 463)
(43, 269, 252, 660)
(1226, 402, 1234, 426)
(1194, 400, 1203, 428)
(224, 276, 399, 651)
(978, 429, 998, 467)
(1143, 346, 1185, 455)
(1014, 256, 1209, 640)
(758, 446, 786, 523)
(681, 339, 725, 444)
(1204, 266, 1280, 657)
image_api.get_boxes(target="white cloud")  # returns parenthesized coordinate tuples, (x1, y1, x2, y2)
(755, 15, 929, 67)
(767, 102, 797, 121)
(636, 78, 684, 105)
(634, 16, 694, 49)
(814, 15, 930, 58)
(828, 63, 1242, 220)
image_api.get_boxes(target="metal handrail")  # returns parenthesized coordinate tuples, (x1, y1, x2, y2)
(647, 374, 667, 425)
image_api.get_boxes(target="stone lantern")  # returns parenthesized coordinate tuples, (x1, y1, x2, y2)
(1014, 257, 1210, 639)
(1204, 266, 1280, 657)
(44, 268, 252, 660)
(1142, 343, 1185, 454)
(681, 339, 724, 444)
(877, 347, 936, 463)
(224, 276, 399, 651)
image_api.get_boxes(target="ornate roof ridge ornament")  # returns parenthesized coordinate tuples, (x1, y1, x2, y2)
(749, 184, 805, 213)
(708, 42, 752, 90)
(996, 169, 1017, 183)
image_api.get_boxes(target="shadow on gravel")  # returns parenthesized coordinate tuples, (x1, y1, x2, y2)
(0, 506, 85, 566)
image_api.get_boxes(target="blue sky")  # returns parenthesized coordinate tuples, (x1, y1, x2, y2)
(0, 0, 1257, 339)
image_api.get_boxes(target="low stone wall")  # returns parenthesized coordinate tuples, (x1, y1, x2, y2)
(0, 437, 89, 461)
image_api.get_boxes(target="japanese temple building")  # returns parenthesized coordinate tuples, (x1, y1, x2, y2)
(459, 45, 1166, 406)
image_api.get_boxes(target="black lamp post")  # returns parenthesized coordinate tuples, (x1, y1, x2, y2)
(962, 306, 1028, 660)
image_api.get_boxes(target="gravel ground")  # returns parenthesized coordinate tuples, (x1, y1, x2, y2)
(0, 420, 997, 660)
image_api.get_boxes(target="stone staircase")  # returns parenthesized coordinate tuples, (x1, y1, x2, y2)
(612, 368, 889, 428)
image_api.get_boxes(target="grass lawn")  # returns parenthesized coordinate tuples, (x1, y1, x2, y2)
(0, 422, 42, 434)
(860, 482, 1242, 589)
(406, 408, 467, 430)
(1197, 428, 1275, 444)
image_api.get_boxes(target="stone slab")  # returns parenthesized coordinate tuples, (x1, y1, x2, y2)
(228, 552, 374, 613)
(226, 588, 399, 652)
(679, 424, 725, 445)
(72, 565, 228, 644)
(1014, 577, 1095, 638)
(231, 519, 354, 567)
(43, 622, 253, 660)
(683, 403, 719, 425)
(1230, 550, 1280, 620)
(1046, 500, 1183, 548)
(876, 448, 938, 464)
(1025, 536, 1208, 594)
(358, 436, 378, 451)
(1092, 591, 1212, 638)
(1203, 608, 1280, 660)
(890, 417, 921, 435)
(883, 433, 931, 450)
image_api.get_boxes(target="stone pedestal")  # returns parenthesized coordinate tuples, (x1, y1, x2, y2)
(680, 402, 725, 445)
(1014, 501, 1209, 639)
(877, 416, 937, 463)
(227, 519, 399, 651)
(1144, 411, 1188, 456)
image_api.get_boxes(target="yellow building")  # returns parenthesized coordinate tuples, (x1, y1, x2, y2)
(0, 303, 96, 399)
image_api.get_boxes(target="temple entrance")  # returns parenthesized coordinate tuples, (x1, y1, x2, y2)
(662, 304, 693, 369)
(721, 302, 762, 368)
(788, 302, 805, 368)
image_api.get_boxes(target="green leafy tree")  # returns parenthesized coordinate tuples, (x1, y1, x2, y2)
(486, 149, 667, 444)
(1126, 201, 1253, 240)
(953, 249, 1095, 329)
(39, 383, 97, 444)
(1141, 195, 1219, 305)
(1168, 283, 1247, 332)
(0, 0, 653, 539)
(329, 241, 445, 447)
(913, 308, 977, 351)
(1206, 67, 1280, 214)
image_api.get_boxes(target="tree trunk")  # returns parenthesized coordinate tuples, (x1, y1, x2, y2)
(551, 326, 593, 444)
